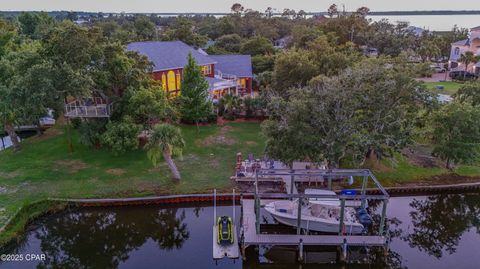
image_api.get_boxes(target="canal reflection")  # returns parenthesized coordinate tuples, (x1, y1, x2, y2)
(28, 207, 189, 268)
(402, 193, 480, 258)
(1, 194, 479, 269)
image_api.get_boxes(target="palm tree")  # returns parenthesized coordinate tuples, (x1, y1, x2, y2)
(146, 124, 185, 182)
(459, 51, 480, 79)
(219, 93, 241, 120)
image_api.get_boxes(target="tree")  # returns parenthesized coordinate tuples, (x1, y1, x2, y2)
(17, 12, 55, 39)
(454, 81, 480, 106)
(459, 51, 480, 79)
(263, 78, 357, 168)
(218, 93, 241, 120)
(127, 85, 176, 128)
(417, 36, 441, 62)
(240, 36, 275, 55)
(178, 53, 212, 128)
(133, 15, 156, 40)
(231, 3, 244, 14)
(214, 34, 242, 53)
(356, 7, 370, 17)
(265, 58, 429, 167)
(163, 17, 208, 48)
(0, 41, 55, 151)
(430, 102, 480, 170)
(327, 4, 339, 18)
(146, 124, 185, 181)
(102, 117, 141, 154)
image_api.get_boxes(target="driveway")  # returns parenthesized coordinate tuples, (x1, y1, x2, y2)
(416, 72, 451, 82)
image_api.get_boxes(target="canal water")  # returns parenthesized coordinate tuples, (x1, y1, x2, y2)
(1, 193, 479, 269)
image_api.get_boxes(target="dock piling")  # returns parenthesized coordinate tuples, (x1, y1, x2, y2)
(298, 239, 304, 262)
(338, 198, 346, 235)
(379, 199, 388, 235)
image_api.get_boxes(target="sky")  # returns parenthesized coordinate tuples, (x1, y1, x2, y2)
(0, 0, 478, 13)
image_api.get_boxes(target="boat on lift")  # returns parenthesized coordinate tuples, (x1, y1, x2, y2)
(264, 189, 367, 234)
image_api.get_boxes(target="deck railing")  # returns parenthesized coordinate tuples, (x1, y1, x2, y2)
(64, 97, 112, 118)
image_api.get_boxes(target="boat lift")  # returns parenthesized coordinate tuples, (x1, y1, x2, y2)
(212, 189, 240, 260)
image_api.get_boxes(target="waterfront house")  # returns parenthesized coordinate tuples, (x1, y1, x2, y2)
(126, 41, 253, 100)
(449, 26, 480, 74)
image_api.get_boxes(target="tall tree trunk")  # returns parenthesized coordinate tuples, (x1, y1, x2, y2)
(163, 148, 181, 182)
(446, 158, 454, 171)
(4, 123, 20, 151)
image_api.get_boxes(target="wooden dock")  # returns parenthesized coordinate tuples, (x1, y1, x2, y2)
(241, 199, 386, 247)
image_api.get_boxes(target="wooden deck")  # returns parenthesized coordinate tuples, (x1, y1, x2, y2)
(241, 199, 386, 247)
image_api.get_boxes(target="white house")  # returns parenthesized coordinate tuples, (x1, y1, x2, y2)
(449, 26, 480, 74)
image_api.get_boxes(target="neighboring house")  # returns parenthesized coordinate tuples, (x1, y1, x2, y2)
(127, 41, 253, 100)
(273, 36, 292, 49)
(449, 26, 480, 74)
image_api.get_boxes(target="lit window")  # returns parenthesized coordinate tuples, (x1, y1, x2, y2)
(161, 73, 167, 90)
(176, 72, 181, 90)
(167, 70, 176, 92)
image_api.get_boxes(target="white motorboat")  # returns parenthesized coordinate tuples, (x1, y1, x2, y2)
(264, 190, 365, 234)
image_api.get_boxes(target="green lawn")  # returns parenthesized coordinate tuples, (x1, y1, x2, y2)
(0, 122, 264, 244)
(423, 81, 463, 95)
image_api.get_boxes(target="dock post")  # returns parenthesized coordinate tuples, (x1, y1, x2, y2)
(327, 177, 332, 190)
(361, 176, 368, 208)
(298, 239, 304, 263)
(297, 196, 302, 235)
(338, 198, 345, 235)
(341, 238, 348, 262)
(255, 195, 260, 234)
(379, 199, 388, 235)
(290, 173, 294, 197)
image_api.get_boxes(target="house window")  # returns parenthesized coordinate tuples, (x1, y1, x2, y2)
(167, 70, 176, 92)
(202, 65, 211, 75)
(176, 72, 181, 91)
(454, 47, 460, 55)
(161, 73, 167, 90)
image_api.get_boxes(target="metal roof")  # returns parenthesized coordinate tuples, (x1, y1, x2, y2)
(452, 39, 469, 46)
(126, 41, 216, 71)
(209, 55, 253, 78)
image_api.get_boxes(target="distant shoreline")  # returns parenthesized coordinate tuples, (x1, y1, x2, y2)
(1, 10, 480, 17)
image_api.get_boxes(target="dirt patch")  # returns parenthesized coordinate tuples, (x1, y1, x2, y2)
(0, 171, 21, 179)
(53, 160, 88, 173)
(199, 126, 237, 146)
(245, 141, 257, 145)
(402, 145, 444, 168)
(106, 168, 127, 176)
(0, 186, 7, 194)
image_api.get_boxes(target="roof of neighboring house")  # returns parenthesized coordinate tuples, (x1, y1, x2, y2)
(452, 39, 469, 46)
(126, 41, 216, 71)
(471, 26, 480, 31)
(209, 55, 253, 78)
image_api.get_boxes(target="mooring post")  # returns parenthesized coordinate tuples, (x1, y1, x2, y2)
(297, 196, 302, 235)
(255, 195, 260, 234)
(327, 177, 332, 190)
(338, 198, 346, 235)
(379, 199, 388, 235)
(290, 173, 295, 197)
(341, 238, 348, 262)
(361, 176, 368, 208)
(298, 239, 304, 263)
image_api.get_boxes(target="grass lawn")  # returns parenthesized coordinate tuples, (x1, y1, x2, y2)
(423, 81, 463, 95)
(0, 122, 264, 243)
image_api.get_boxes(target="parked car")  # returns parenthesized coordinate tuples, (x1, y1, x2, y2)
(449, 71, 478, 81)
(430, 64, 446, 73)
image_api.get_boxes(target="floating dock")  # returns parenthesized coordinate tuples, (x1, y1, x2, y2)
(212, 225, 240, 259)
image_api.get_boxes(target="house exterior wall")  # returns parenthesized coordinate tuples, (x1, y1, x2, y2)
(152, 63, 215, 97)
(450, 29, 480, 71)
